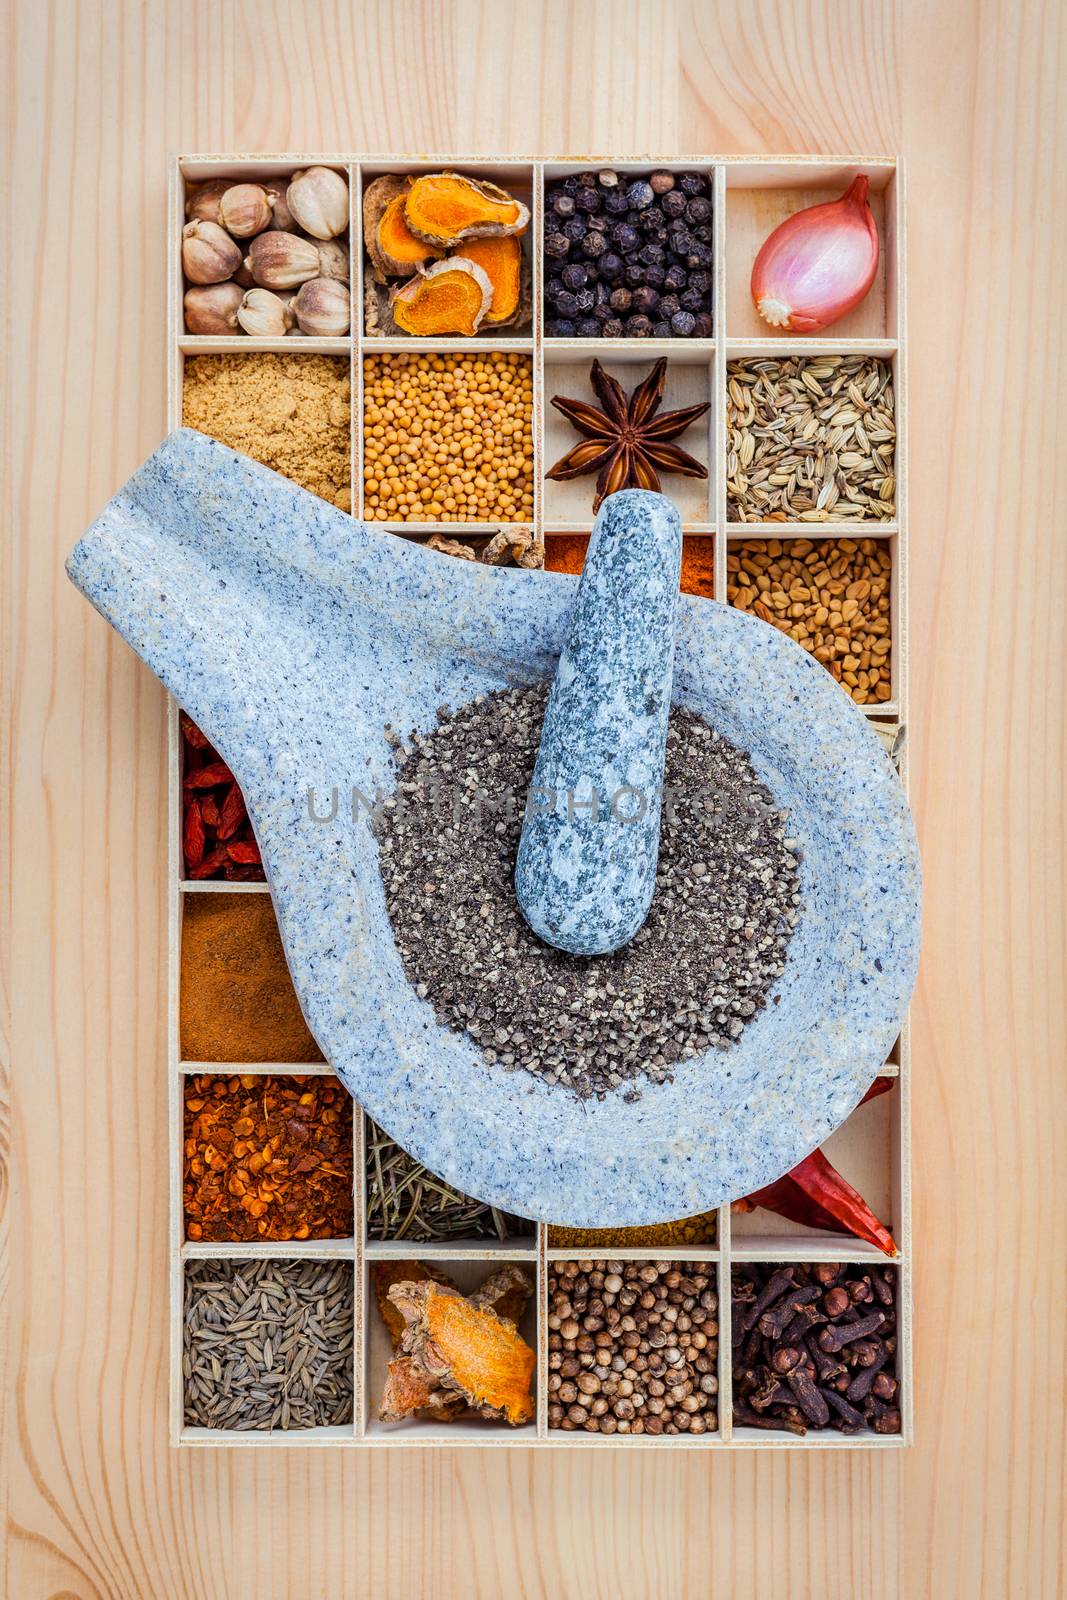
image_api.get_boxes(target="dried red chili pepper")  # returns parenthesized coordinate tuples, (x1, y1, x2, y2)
(733, 1076, 898, 1256)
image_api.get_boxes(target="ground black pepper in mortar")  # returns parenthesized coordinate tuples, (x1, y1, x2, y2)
(375, 686, 801, 1098)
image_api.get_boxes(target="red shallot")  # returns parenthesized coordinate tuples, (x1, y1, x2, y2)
(750, 176, 880, 333)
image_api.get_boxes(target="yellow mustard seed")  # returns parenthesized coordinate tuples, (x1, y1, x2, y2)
(361, 351, 534, 523)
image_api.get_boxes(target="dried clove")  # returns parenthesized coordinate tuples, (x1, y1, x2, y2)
(733, 1262, 900, 1436)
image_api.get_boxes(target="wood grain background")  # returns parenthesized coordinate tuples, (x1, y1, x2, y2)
(4, 1, 1065, 1595)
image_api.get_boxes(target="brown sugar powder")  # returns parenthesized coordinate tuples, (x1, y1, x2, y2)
(180, 893, 325, 1063)
(183, 353, 351, 509)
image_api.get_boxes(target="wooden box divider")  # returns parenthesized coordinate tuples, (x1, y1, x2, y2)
(168, 153, 910, 1448)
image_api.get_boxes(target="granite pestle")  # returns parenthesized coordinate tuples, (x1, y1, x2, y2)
(514, 490, 682, 955)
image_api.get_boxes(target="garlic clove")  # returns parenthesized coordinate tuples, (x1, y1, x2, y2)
(218, 182, 274, 239)
(237, 287, 295, 338)
(183, 281, 244, 334)
(263, 182, 297, 233)
(244, 230, 321, 289)
(182, 219, 243, 284)
(316, 239, 350, 282)
(291, 276, 350, 336)
(286, 166, 349, 241)
(185, 178, 231, 224)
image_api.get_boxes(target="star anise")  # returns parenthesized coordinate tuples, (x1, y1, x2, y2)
(546, 358, 710, 513)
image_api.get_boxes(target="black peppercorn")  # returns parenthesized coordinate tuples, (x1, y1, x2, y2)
(562, 174, 580, 195)
(585, 212, 609, 233)
(544, 233, 570, 259)
(690, 224, 713, 244)
(574, 288, 595, 312)
(576, 317, 600, 337)
(643, 263, 666, 288)
(552, 192, 576, 217)
(632, 285, 660, 313)
(603, 190, 629, 214)
(658, 294, 681, 319)
(592, 303, 613, 323)
(560, 263, 587, 290)
(593, 280, 612, 305)
(687, 269, 711, 295)
(554, 291, 579, 318)
(663, 264, 687, 293)
(624, 263, 645, 287)
(610, 223, 639, 254)
(602, 318, 625, 338)
(692, 314, 713, 337)
(582, 232, 607, 258)
(625, 180, 655, 209)
(562, 217, 586, 242)
(670, 310, 697, 336)
(685, 197, 712, 224)
(649, 169, 675, 194)
(576, 170, 597, 187)
(598, 169, 620, 188)
(627, 315, 653, 336)
(609, 286, 632, 312)
(678, 173, 705, 196)
(548, 318, 576, 338)
(679, 288, 704, 313)
(651, 319, 672, 337)
(544, 278, 567, 304)
(639, 241, 665, 266)
(576, 187, 601, 213)
(662, 190, 687, 219)
(597, 252, 624, 280)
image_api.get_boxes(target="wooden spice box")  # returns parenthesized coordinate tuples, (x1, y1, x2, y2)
(168, 153, 911, 1448)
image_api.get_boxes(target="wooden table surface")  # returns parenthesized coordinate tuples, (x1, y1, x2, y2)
(4, 2, 1065, 1595)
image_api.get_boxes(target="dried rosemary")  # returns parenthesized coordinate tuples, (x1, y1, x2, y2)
(365, 1120, 533, 1242)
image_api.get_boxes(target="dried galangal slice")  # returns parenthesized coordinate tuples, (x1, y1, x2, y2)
(362, 174, 441, 280)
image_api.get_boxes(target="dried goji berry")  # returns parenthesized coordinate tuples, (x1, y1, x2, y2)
(226, 838, 262, 865)
(188, 845, 230, 879)
(185, 761, 234, 789)
(183, 798, 206, 870)
(180, 713, 212, 750)
(217, 782, 247, 841)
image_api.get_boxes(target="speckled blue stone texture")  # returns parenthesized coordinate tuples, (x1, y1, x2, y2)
(66, 429, 921, 1227)
(515, 490, 681, 956)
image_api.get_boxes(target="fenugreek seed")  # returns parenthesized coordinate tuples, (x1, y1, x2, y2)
(727, 536, 892, 706)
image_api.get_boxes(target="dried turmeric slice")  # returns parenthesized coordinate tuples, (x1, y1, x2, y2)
(389, 1279, 535, 1426)
(458, 235, 525, 325)
(371, 1259, 454, 1349)
(362, 174, 441, 280)
(389, 258, 493, 337)
(404, 172, 530, 246)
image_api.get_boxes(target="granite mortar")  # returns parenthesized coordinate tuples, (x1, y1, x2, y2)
(376, 685, 802, 1098)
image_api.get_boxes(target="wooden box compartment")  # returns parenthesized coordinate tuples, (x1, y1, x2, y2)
(357, 160, 536, 343)
(542, 343, 716, 529)
(167, 153, 910, 1449)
